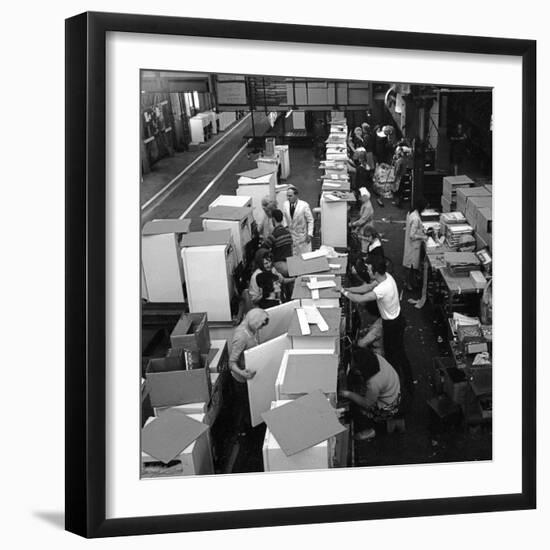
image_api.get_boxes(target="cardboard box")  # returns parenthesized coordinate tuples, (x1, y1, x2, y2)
(288, 307, 341, 353)
(475, 207, 492, 236)
(203, 339, 229, 373)
(141, 380, 154, 428)
(464, 341, 489, 354)
(475, 232, 490, 252)
(145, 359, 212, 408)
(457, 324, 488, 355)
(442, 175, 473, 201)
(441, 195, 455, 213)
(465, 196, 493, 228)
(141, 413, 214, 477)
(154, 402, 207, 417)
(291, 276, 342, 308)
(170, 312, 211, 354)
(469, 270, 487, 289)
(457, 324, 484, 343)
(330, 425, 350, 468)
(165, 348, 186, 370)
(275, 350, 338, 403)
(456, 187, 491, 214)
(262, 400, 333, 472)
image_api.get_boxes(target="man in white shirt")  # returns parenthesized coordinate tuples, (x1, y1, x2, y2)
(341, 255, 415, 391)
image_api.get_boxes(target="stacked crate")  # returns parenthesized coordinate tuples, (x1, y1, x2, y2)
(441, 175, 474, 212)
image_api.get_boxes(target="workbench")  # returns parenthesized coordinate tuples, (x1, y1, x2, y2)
(422, 242, 484, 316)
(447, 339, 492, 426)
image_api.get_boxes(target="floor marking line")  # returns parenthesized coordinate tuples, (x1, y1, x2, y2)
(178, 141, 249, 220)
(141, 114, 251, 211)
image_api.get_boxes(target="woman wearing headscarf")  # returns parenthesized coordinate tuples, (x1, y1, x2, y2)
(374, 125, 396, 165)
(347, 126, 367, 157)
(228, 308, 270, 436)
(340, 346, 401, 441)
(403, 196, 428, 291)
(350, 188, 374, 231)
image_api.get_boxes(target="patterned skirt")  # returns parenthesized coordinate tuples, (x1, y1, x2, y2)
(365, 393, 401, 423)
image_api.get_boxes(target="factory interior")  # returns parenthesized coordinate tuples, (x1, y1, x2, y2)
(140, 70, 494, 477)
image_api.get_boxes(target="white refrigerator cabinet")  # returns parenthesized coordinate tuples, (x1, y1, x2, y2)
(181, 245, 235, 322)
(189, 114, 209, 143)
(181, 230, 237, 322)
(237, 168, 277, 225)
(320, 194, 351, 248)
(201, 206, 253, 264)
(141, 218, 191, 303)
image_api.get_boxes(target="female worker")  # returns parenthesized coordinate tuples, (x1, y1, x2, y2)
(248, 248, 288, 305)
(359, 224, 384, 258)
(340, 346, 401, 440)
(350, 188, 374, 233)
(403, 196, 428, 291)
(228, 308, 270, 436)
(351, 148, 373, 197)
(347, 126, 367, 157)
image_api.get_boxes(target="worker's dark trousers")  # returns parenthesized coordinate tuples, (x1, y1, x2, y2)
(231, 378, 252, 435)
(382, 314, 414, 391)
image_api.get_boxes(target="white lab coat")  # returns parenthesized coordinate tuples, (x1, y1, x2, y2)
(282, 199, 314, 255)
(402, 210, 425, 269)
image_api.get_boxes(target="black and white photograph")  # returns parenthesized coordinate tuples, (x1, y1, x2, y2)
(139, 70, 494, 477)
(2, 0, 546, 546)
(57, 7, 539, 541)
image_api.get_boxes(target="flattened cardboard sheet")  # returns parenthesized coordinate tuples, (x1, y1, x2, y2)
(282, 354, 338, 394)
(142, 219, 191, 236)
(287, 255, 330, 277)
(296, 309, 311, 335)
(200, 206, 251, 221)
(261, 390, 346, 456)
(307, 279, 336, 290)
(181, 230, 232, 247)
(302, 249, 328, 260)
(141, 409, 209, 464)
(237, 166, 276, 179)
(258, 300, 300, 344)
(288, 307, 341, 336)
(291, 276, 342, 300)
(246, 333, 290, 426)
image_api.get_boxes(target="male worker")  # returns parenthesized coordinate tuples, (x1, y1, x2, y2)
(263, 209, 293, 277)
(340, 255, 415, 392)
(282, 185, 314, 255)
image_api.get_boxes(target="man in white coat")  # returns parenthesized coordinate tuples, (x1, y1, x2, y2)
(282, 185, 314, 255)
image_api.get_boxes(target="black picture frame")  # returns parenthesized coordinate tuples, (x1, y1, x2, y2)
(65, 11, 536, 538)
